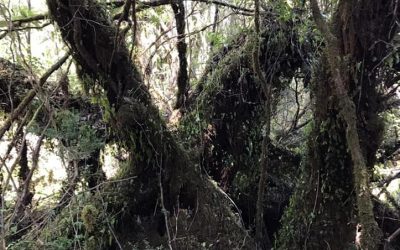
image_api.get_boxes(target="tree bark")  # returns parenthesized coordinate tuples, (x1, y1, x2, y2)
(46, 0, 254, 248)
(310, 0, 382, 248)
(278, 0, 398, 249)
(253, 0, 272, 248)
(171, 0, 189, 109)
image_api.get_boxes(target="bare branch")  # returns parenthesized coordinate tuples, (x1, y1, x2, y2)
(0, 14, 48, 39)
(137, 0, 253, 14)
(0, 13, 47, 28)
(0, 22, 51, 39)
(109, 0, 253, 14)
(0, 52, 70, 141)
(387, 227, 400, 244)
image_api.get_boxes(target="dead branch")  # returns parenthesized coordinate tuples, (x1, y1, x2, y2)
(9, 115, 51, 235)
(0, 52, 70, 141)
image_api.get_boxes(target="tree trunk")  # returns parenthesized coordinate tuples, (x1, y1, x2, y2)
(278, 0, 398, 249)
(46, 0, 254, 248)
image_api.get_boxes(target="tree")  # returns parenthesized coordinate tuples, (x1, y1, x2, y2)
(278, 0, 400, 249)
(41, 0, 254, 248)
(1, 0, 400, 249)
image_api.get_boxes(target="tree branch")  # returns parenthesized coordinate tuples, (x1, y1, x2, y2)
(0, 52, 70, 141)
(0, 13, 47, 28)
(137, 0, 253, 13)
(0, 13, 48, 39)
(171, 0, 189, 109)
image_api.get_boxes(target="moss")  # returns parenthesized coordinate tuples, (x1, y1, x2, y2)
(274, 150, 312, 249)
(81, 204, 99, 233)
(276, 60, 357, 249)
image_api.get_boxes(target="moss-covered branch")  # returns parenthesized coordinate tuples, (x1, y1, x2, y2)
(45, 0, 254, 248)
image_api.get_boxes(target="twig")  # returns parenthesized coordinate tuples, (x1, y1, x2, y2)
(144, 12, 235, 60)
(378, 171, 400, 188)
(8, 114, 51, 230)
(96, 185, 124, 250)
(0, 52, 70, 141)
(158, 150, 173, 250)
(385, 226, 400, 250)
(136, 0, 253, 13)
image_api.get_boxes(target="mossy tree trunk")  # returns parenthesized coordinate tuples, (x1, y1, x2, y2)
(278, 0, 398, 249)
(171, 0, 189, 110)
(177, 5, 314, 247)
(310, 0, 382, 248)
(278, 59, 357, 249)
(46, 0, 254, 248)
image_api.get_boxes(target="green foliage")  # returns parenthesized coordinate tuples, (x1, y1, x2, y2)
(382, 109, 400, 146)
(9, 237, 74, 250)
(33, 109, 104, 161)
(10, 193, 118, 250)
(274, 1, 293, 22)
(206, 32, 225, 48)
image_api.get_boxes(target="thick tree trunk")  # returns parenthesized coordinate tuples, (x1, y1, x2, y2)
(277, 59, 356, 249)
(278, 0, 398, 249)
(46, 0, 254, 248)
(179, 7, 309, 246)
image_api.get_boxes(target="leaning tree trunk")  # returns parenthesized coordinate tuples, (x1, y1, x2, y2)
(45, 0, 254, 249)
